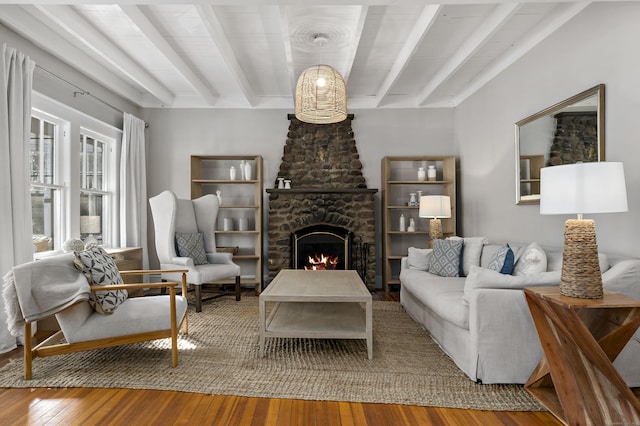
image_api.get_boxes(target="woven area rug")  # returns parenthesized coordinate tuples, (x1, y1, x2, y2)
(0, 298, 542, 411)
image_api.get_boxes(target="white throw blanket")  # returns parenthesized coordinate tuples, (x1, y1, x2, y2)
(2, 253, 89, 336)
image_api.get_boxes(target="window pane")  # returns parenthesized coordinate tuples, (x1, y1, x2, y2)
(80, 192, 103, 244)
(96, 141, 104, 189)
(30, 117, 56, 185)
(31, 187, 55, 250)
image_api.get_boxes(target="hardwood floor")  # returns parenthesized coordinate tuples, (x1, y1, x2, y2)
(0, 290, 562, 425)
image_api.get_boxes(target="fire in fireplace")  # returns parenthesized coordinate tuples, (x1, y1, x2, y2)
(305, 253, 339, 270)
(292, 225, 352, 271)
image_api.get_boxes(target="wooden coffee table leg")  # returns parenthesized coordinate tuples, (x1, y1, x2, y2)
(366, 300, 373, 360)
(259, 297, 266, 357)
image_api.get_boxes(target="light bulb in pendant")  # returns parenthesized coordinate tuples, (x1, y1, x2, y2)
(316, 77, 326, 87)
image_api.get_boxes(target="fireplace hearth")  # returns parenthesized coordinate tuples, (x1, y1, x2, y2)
(267, 115, 377, 286)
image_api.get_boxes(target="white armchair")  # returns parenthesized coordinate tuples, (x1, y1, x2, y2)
(149, 190, 241, 312)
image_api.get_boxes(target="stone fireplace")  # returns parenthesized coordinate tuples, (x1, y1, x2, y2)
(267, 114, 377, 287)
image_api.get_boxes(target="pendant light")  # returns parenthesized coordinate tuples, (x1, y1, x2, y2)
(294, 35, 347, 124)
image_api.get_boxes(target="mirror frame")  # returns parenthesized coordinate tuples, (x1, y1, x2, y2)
(515, 84, 605, 205)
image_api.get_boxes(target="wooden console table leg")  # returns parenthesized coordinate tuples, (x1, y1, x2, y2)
(524, 288, 640, 426)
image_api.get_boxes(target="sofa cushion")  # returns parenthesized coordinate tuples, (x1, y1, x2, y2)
(447, 236, 488, 277)
(487, 244, 515, 274)
(462, 265, 561, 305)
(429, 239, 463, 277)
(407, 247, 432, 271)
(73, 246, 128, 315)
(175, 232, 208, 265)
(400, 269, 468, 328)
(513, 242, 547, 275)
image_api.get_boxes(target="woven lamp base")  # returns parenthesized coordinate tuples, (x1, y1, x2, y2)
(560, 219, 603, 299)
(429, 218, 443, 249)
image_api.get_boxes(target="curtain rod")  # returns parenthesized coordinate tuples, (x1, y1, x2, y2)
(35, 64, 149, 128)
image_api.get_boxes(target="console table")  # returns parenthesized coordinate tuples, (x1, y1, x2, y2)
(524, 286, 640, 425)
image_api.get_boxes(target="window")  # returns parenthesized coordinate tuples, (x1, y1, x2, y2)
(30, 93, 122, 255)
(80, 132, 110, 245)
(30, 114, 64, 252)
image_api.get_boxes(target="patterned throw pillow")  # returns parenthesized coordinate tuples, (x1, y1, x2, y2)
(428, 239, 464, 277)
(176, 232, 208, 265)
(487, 243, 515, 275)
(73, 246, 128, 315)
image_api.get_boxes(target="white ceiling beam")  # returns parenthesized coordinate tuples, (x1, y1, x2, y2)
(375, 4, 441, 107)
(196, 4, 257, 107)
(341, 5, 369, 84)
(1, 5, 147, 106)
(278, 6, 297, 98)
(453, 2, 591, 106)
(33, 4, 174, 106)
(119, 5, 218, 106)
(417, 2, 521, 106)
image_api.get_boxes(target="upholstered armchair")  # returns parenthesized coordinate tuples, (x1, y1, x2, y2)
(2, 250, 189, 379)
(149, 190, 241, 312)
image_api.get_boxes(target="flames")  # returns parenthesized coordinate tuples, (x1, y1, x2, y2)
(304, 253, 339, 270)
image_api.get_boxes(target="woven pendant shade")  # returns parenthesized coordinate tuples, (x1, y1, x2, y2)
(295, 64, 347, 124)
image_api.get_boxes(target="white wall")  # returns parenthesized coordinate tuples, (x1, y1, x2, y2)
(142, 107, 455, 281)
(1, 23, 142, 128)
(455, 2, 640, 257)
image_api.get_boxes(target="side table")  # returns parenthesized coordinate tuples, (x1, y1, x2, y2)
(524, 286, 640, 425)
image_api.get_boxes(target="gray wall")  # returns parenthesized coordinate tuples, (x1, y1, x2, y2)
(455, 2, 640, 257)
(142, 107, 455, 284)
(1, 23, 141, 128)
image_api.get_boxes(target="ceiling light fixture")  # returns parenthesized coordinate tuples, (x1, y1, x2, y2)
(294, 34, 347, 124)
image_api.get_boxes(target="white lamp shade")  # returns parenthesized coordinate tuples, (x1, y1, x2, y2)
(295, 64, 347, 124)
(419, 195, 451, 218)
(80, 215, 101, 234)
(540, 162, 628, 215)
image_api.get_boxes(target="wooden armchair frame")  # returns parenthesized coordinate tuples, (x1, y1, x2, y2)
(23, 269, 188, 380)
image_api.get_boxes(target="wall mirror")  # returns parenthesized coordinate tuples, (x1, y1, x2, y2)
(515, 84, 605, 204)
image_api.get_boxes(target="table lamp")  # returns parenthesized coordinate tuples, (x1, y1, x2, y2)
(80, 215, 101, 247)
(419, 195, 451, 248)
(540, 162, 627, 299)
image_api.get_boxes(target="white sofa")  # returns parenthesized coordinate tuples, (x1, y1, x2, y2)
(399, 239, 640, 385)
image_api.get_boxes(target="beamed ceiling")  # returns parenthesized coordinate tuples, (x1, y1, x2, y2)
(0, 1, 595, 110)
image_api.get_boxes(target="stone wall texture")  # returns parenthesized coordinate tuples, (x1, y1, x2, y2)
(268, 115, 376, 286)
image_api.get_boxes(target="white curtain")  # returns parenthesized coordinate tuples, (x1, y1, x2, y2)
(0, 43, 35, 353)
(120, 113, 148, 269)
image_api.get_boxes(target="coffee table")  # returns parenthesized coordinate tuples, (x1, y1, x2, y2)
(259, 269, 373, 359)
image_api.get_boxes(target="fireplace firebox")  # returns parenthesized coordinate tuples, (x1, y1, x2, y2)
(292, 225, 352, 271)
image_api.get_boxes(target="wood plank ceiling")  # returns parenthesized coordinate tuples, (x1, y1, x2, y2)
(0, 1, 590, 109)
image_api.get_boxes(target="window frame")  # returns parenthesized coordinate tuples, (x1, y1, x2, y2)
(31, 92, 122, 254)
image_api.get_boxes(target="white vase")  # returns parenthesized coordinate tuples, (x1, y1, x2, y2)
(417, 167, 426, 181)
(399, 214, 406, 232)
(427, 165, 436, 181)
(229, 166, 236, 180)
(277, 177, 285, 189)
(244, 162, 252, 180)
(239, 160, 246, 180)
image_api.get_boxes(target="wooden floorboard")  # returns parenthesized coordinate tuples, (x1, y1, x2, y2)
(0, 290, 562, 425)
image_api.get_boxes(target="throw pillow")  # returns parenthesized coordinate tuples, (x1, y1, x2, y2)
(513, 242, 547, 275)
(447, 236, 488, 277)
(407, 247, 432, 271)
(428, 239, 464, 277)
(462, 265, 561, 305)
(73, 246, 128, 315)
(487, 243, 515, 275)
(175, 232, 208, 265)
